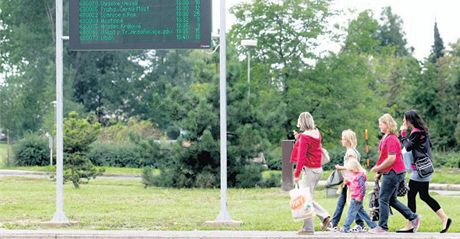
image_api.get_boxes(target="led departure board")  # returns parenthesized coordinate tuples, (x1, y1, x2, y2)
(69, 0, 211, 50)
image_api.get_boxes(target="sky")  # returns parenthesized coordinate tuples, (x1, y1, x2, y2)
(212, 0, 460, 60)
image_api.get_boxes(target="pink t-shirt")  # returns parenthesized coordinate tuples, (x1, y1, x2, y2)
(376, 134, 405, 174)
(346, 172, 367, 201)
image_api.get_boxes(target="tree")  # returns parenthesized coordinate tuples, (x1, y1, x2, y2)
(229, 0, 336, 137)
(378, 7, 410, 56)
(342, 10, 381, 55)
(63, 111, 103, 188)
(430, 21, 445, 63)
(0, 0, 56, 137)
(229, 0, 334, 92)
(69, 51, 144, 122)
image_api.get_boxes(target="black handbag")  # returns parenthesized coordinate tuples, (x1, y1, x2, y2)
(412, 134, 434, 178)
(415, 156, 434, 178)
(397, 178, 409, 197)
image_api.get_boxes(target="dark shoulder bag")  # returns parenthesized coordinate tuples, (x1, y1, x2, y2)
(415, 155, 434, 178)
(414, 135, 434, 178)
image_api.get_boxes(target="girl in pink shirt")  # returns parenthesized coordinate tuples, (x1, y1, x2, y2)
(340, 158, 377, 232)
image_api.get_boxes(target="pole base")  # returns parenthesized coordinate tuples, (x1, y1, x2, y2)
(204, 220, 242, 227)
(41, 220, 79, 227)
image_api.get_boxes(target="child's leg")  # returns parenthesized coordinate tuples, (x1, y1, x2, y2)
(342, 199, 360, 231)
(332, 185, 348, 227)
(356, 203, 377, 229)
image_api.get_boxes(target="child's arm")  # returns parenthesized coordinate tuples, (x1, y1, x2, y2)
(335, 164, 346, 170)
(357, 175, 366, 202)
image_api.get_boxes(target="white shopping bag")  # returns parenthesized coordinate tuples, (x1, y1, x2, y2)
(402, 147, 414, 172)
(289, 184, 314, 220)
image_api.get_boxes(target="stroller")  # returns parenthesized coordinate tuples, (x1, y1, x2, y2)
(369, 178, 393, 222)
(368, 179, 380, 222)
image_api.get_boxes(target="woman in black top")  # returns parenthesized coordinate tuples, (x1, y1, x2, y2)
(398, 110, 451, 233)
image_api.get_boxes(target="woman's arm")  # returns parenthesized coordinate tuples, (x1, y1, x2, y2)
(400, 131, 420, 151)
(372, 154, 396, 172)
(293, 136, 307, 179)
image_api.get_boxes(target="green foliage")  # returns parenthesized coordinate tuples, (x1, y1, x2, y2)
(378, 7, 410, 56)
(432, 151, 460, 168)
(88, 143, 141, 167)
(70, 51, 144, 120)
(410, 51, 459, 150)
(430, 22, 445, 62)
(2, 0, 460, 190)
(343, 10, 380, 54)
(0, 0, 63, 138)
(260, 170, 282, 188)
(64, 152, 104, 189)
(141, 167, 157, 188)
(265, 147, 282, 170)
(13, 134, 49, 166)
(97, 117, 163, 143)
(235, 164, 263, 188)
(230, 0, 335, 89)
(166, 126, 180, 140)
(63, 111, 103, 188)
(89, 138, 165, 168)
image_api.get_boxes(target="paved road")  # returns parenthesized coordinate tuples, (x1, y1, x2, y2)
(0, 230, 459, 239)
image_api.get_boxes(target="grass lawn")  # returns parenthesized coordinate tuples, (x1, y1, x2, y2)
(0, 177, 458, 232)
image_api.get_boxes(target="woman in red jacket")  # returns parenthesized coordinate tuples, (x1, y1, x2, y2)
(291, 112, 331, 235)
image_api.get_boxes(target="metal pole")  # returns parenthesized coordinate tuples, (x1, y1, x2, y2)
(51, 0, 69, 223)
(247, 50, 250, 102)
(216, 0, 232, 222)
(6, 129, 10, 166)
(50, 146, 53, 166)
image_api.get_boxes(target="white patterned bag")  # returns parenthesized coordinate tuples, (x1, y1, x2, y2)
(289, 184, 314, 220)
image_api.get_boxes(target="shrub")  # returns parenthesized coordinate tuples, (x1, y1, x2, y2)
(195, 170, 217, 188)
(97, 117, 163, 143)
(166, 126, 180, 140)
(13, 134, 49, 166)
(260, 171, 282, 188)
(266, 147, 282, 170)
(235, 163, 264, 188)
(64, 152, 104, 188)
(88, 143, 141, 167)
(433, 151, 460, 168)
(142, 166, 174, 188)
(63, 111, 102, 188)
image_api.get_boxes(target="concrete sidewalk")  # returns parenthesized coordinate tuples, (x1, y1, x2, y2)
(0, 230, 459, 239)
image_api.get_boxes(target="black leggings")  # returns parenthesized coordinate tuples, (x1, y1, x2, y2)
(407, 179, 441, 213)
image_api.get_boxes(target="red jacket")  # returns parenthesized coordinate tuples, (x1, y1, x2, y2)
(290, 134, 322, 178)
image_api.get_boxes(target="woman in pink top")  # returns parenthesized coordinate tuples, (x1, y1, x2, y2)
(290, 112, 331, 235)
(369, 114, 420, 234)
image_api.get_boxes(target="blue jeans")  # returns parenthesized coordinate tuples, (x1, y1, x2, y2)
(332, 185, 364, 227)
(379, 170, 418, 230)
(343, 199, 377, 231)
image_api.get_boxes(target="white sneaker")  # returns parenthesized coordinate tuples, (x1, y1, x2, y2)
(350, 225, 367, 233)
(411, 215, 421, 232)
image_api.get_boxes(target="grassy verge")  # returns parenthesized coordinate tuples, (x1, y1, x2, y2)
(0, 177, 458, 232)
(2, 165, 460, 184)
